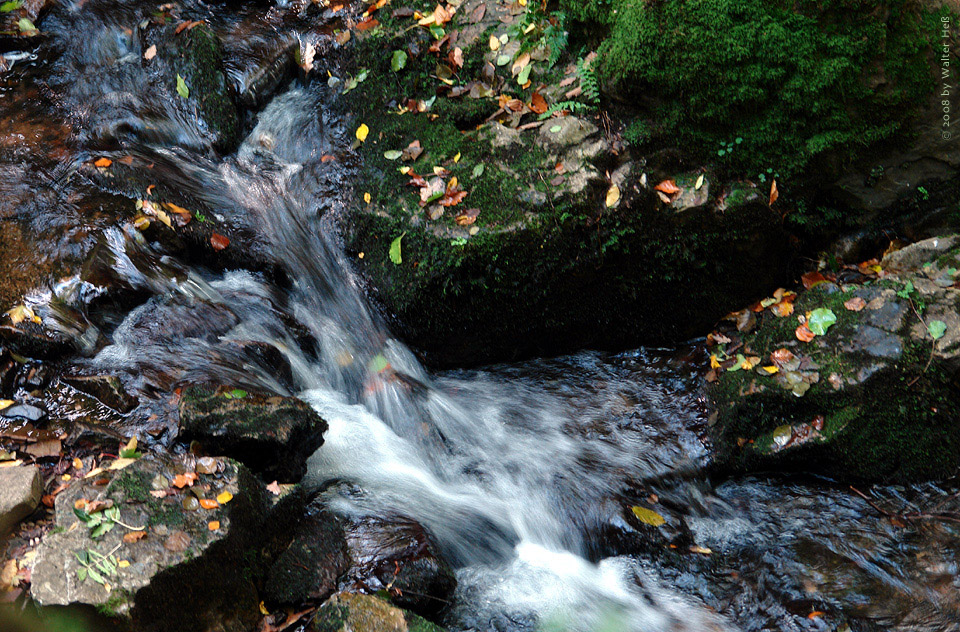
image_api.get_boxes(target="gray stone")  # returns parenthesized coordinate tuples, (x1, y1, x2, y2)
(481, 123, 522, 149)
(862, 299, 908, 333)
(536, 116, 598, 149)
(0, 403, 46, 422)
(847, 325, 902, 359)
(0, 466, 41, 534)
(883, 235, 959, 272)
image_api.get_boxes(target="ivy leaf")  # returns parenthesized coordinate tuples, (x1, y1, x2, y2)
(928, 320, 947, 340)
(390, 50, 407, 72)
(516, 64, 532, 86)
(389, 233, 404, 265)
(176, 74, 189, 99)
(807, 308, 837, 336)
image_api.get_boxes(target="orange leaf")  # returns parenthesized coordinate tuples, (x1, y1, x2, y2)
(654, 179, 680, 195)
(455, 208, 480, 225)
(356, 17, 379, 30)
(94, 158, 112, 168)
(208, 520, 220, 531)
(439, 189, 467, 207)
(530, 92, 548, 115)
(123, 531, 147, 543)
(172, 472, 198, 488)
(843, 297, 866, 312)
(770, 348, 796, 365)
(801, 271, 828, 290)
(795, 324, 816, 342)
(320, 154, 336, 163)
(769, 179, 779, 206)
(210, 233, 230, 251)
(198, 498, 219, 510)
(771, 301, 795, 317)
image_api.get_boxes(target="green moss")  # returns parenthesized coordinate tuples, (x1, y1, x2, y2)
(177, 24, 239, 150)
(96, 590, 133, 619)
(566, 0, 945, 179)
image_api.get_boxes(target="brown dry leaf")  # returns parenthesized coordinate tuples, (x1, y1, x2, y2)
(448, 47, 463, 69)
(123, 531, 147, 543)
(439, 184, 467, 208)
(772, 348, 797, 366)
(402, 140, 423, 161)
(25, 439, 61, 459)
(654, 179, 680, 195)
(143, 44, 157, 60)
(559, 76, 576, 88)
(656, 191, 672, 204)
(530, 92, 548, 115)
(843, 297, 866, 312)
(320, 154, 336, 163)
(801, 270, 828, 289)
(356, 17, 379, 31)
(769, 179, 779, 206)
(174, 21, 191, 34)
(455, 208, 480, 225)
(164, 531, 191, 553)
(335, 30, 351, 45)
(210, 233, 230, 251)
(468, 3, 485, 22)
(162, 202, 192, 226)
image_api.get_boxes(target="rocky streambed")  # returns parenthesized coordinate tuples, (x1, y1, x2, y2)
(0, 0, 958, 632)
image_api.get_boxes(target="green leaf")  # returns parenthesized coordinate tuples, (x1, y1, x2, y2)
(390, 50, 407, 72)
(631, 506, 666, 527)
(90, 522, 114, 538)
(428, 25, 445, 40)
(517, 64, 532, 85)
(368, 354, 389, 373)
(383, 150, 403, 161)
(0, 1, 23, 12)
(105, 506, 120, 521)
(87, 567, 106, 585)
(496, 54, 511, 66)
(807, 308, 837, 336)
(896, 280, 914, 299)
(472, 164, 485, 178)
(389, 233, 404, 265)
(119, 448, 142, 459)
(176, 74, 189, 99)
(549, 125, 562, 133)
(77, 568, 88, 582)
(74, 507, 91, 523)
(928, 320, 947, 340)
(224, 388, 247, 399)
(17, 17, 35, 32)
(726, 353, 747, 372)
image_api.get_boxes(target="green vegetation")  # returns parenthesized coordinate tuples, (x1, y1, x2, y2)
(561, 0, 944, 178)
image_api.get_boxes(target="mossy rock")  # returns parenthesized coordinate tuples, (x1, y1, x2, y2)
(308, 593, 447, 632)
(335, 7, 793, 365)
(707, 235, 960, 482)
(178, 385, 327, 483)
(31, 454, 269, 632)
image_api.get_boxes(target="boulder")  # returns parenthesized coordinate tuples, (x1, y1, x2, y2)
(31, 454, 269, 632)
(0, 466, 41, 534)
(308, 592, 447, 632)
(62, 374, 139, 414)
(264, 490, 456, 619)
(178, 385, 327, 482)
(707, 235, 960, 481)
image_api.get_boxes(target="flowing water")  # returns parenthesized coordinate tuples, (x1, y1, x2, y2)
(5, 2, 960, 631)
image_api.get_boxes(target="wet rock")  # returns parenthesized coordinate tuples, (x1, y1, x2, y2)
(307, 592, 447, 632)
(32, 454, 268, 632)
(265, 491, 456, 619)
(584, 497, 689, 562)
(178, 385, 327, 482)
(0, 402, 46, 422)
(0, 465, 41, 534)
(708, 235, 960, 482)
(62, 374, 139, 414)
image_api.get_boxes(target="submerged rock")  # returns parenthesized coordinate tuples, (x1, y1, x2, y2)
(178, 385, 327, 482)
(264, 490, 456, 620)
(0, 465, 41, 534)
(707, 235, 960, 482)
(308, 592, 447, 632)
(31, 454, 269, 632)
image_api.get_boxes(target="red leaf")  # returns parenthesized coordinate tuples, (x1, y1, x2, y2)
(801, 271, 827, 290)
(530, 92, 548, 115)
(210, 233, 230, 251)
(654, 180, 680, 195)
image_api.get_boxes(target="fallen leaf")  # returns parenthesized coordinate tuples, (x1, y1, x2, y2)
(215, 491, 233, 505)
(210, 233, 230, 251)
(769, 179, 779, 206)
(801, 271, 828, 290)
(771, 300, 795, 317)
(172, 472, 198, 489)
(928, 320, 947, 340)
(208, 521, 220, 531)
(807, 308, 837, 336)
(356, 124, 370, 142)
(455, 208, 480, 225)
(689, 545, 713, 555)
(143, 44, 157, 60)
(530, 92, 547, 115)
(488, 35, 500, 51)
(843, 297, 866, 312)
(107, 457, 137, 471)
(94, 157, 112, 168)
(176, 74, 189, 99)
(25, 439, 61, 459)
(402, 140, 422, 161)
(265, 481, 281, 496)
(695, 174, 705, 190)
(631, 506, 666, 527)
(795, 324, 816, 342)
(654, 180, 680, 195)
(164, 531, 191, 553)
(605, 184, 621, 208)
(123, 531, 147, 543)
(198, 498, 219, 510)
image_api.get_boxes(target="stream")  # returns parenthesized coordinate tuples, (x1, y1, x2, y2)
(3, 1, 960, 631)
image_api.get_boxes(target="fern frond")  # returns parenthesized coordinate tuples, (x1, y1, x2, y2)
(538, 100, 592, 121)
(577, 57, 600, 105)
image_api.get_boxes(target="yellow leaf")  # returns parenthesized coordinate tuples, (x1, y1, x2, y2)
(449, 176, 458, 189)
(216, 491, 233, 505)
(259, 601, 269, 616)
(761, 366, 779, 374)
(709, 355, 720, 369)
(107, 458, 137, 471)
(488, 35, 500, 51)
(117, 560, 130, 569)
(605, 184, 621, 208)
(356, 124, 369, 142)
(695, 174, 705, 190)
(0, 400, 13, 411)
(631, 506, 666, 527)
(453, 152, 461, 163)
(364, 192, 371, 204)
(689, 545, 713, 555)
(83, 467, 104, 479)
(123, 436, 137, 454)
(7, 305, 39, 325)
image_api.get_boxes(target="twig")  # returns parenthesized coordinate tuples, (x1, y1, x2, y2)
(849, 485, 893, 517)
